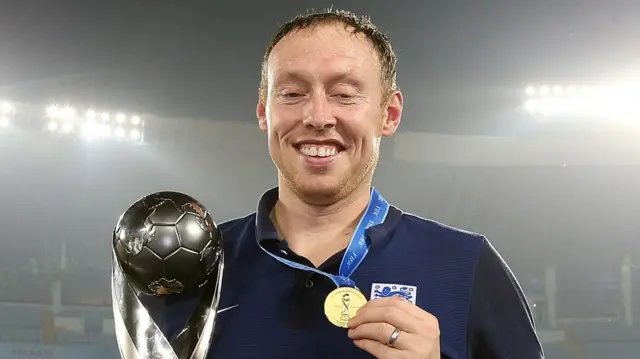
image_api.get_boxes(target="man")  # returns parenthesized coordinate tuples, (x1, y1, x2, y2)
(156, 9, 544, 359)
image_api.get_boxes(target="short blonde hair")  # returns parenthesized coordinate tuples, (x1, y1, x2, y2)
(259, 9, 398, 102)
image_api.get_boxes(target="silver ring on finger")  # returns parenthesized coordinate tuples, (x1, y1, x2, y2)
(387, 327, 401, 347)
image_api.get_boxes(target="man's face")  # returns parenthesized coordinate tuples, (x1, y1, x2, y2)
(257, 23, 403, 203)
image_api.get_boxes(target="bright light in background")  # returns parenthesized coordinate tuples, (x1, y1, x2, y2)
(0, 100, 15, 128)
(1, 101, 14, 114)
(47, 120, 73, 134)
(2, 100, 145, 140)
(46, 104, 75, 119)
(46, 104, 59, 118)
(62, 122, 73, 133)
(115, 127, 125, 138)
(130, 129, 140, 140)
(41, 104, 144, 144)
(100, 123, 112, 137)
(81, 121, 99, 140)
(525, 86, 536, 96)
(62, 105, 75, 119)
(523, 82, 640, 120)
(552, 85, 563, 96)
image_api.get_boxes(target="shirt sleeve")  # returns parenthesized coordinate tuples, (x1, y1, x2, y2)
(467, 238, 545, 358)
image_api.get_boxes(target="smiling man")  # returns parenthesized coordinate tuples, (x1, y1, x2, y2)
(155, 9, 544, 359)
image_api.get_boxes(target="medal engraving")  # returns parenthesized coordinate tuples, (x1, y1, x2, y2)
(324, 287, 367, 328)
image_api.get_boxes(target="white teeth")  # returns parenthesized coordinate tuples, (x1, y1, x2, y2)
(299, 144, 339, 157)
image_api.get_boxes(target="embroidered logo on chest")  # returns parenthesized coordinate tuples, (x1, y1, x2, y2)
(370, 283, 417, 304)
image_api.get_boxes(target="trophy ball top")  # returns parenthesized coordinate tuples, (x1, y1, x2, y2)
(113, 191, 223, 296)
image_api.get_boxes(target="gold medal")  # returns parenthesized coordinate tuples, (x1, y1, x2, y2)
(324, 287, 368, 328)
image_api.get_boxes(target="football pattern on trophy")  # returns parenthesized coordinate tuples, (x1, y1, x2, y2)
(111, 191, 225, 359)
(113, 191, 222, 296)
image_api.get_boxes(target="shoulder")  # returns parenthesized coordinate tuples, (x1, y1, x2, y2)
(378, 208, 492, 291)
(216, 212, 258, 258)
(397, 209, 488, 253)
(394, 209, 518, 293)
(387, 209, 497, 289)
(219, 212, 256, 236)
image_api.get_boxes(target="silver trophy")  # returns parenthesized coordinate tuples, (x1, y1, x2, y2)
(111, 191, 224, 359)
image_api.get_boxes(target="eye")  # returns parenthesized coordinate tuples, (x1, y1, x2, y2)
(283, 92, 304, 98)
(333, 93, 357, 104)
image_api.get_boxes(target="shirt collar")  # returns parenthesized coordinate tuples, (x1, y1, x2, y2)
(254, 186, 403, 246)
(255, 186, 280, 241)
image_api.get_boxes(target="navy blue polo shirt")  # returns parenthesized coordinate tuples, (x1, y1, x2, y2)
(143, 187, 543, 359)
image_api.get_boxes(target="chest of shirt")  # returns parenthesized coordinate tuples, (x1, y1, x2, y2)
(206, 252, 466, 359)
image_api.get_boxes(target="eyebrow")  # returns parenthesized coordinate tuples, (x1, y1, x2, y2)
(274, 70, 364, 88)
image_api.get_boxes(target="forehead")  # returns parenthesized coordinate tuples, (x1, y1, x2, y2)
(267, 23, 381, 82)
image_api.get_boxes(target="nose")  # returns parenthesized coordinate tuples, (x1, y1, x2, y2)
(302, 94, 336, 130)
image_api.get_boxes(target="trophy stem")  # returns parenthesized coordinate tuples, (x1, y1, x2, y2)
(111, 248, 224, 359)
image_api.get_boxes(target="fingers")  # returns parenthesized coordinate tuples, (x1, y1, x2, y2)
(348, 322, 414, 350)
(348, 305, 420, 334)
(347, 296, 442, 358)
(362, 296, 436, 323)
(348, 296, 438, 334)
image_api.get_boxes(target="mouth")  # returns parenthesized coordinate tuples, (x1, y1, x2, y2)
(293, 141, 345, 165)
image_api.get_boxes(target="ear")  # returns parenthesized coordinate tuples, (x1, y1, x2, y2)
(381, 90, 403, 137)
(256, 95, 267, 133)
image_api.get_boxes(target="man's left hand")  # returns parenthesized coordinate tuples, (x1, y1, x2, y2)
(347, 296, 440, 359)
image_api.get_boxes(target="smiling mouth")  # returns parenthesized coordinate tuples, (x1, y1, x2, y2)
(295, 143, 343, 158)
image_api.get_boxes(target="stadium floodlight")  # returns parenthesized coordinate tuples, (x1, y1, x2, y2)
(0, 101, 15, 129)
(46, 104, 59, 118)
(523, 81, 640, 119)
(80, 120, 101, 140)
(115, 127, 126, 138)
(77, 114, 144, 144)
(525, 86, 536, 96)
(1, 101, 14, 114)
(62, 122, 73, 133)
(130, 129, 141, 140)
(552, 85, 563, 95)
(61, 106, 75, 119)
(100, 123, 112, 137)
(40, 103, 145, 143)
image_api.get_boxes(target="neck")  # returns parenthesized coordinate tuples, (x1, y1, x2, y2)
(272, 181, 372, 260)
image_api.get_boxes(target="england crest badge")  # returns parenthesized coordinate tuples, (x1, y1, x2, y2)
(370, 283, 417, 304)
